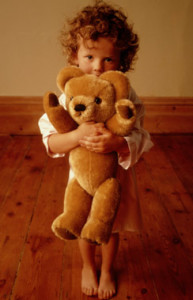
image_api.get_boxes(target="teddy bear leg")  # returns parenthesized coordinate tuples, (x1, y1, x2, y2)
(52, 178, 92, 241)
(81, 178, 120, 245)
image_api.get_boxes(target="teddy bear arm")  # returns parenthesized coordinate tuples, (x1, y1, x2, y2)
(106, 99, 137, 136)
(43, 92, 77, 133)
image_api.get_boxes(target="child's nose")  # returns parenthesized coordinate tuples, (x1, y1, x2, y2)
(93, 59, 103, 73)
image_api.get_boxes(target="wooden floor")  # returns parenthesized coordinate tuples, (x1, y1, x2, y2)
(0, 134, 193, 300)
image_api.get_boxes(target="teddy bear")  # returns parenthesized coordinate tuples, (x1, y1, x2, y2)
(43, 66, 136, 244)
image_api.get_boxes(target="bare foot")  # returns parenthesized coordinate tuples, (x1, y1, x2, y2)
(98, 270, 116, 299)
(81, 266, 98, 297)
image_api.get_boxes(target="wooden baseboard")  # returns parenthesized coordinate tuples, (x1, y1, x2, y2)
(0, 96, 193, 135)
(0, 96, 43, 135)
(141, 97, 193, 134)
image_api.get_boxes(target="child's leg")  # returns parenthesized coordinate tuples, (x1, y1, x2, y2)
(98, 233, 119, 299)
(78, 238, 98, 296)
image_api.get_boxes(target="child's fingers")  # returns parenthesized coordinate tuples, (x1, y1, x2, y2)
(94, 122, 105, 127)
(93, 123, 105, 131)
(80, 135, 101, 145)
(79, 135, 103, 152)
(95, 126, 110, 135)
(79, 134, 112, 153)
(79, 139, 96, 151)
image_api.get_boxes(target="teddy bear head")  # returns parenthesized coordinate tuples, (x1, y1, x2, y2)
(56, 66, 130, 125)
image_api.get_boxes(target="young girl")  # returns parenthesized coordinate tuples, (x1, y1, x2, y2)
(39, 1, 153, 299)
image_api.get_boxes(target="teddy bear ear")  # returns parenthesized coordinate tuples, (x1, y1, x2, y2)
(100, 71, 130, 100)
(56, 66, 84, 92)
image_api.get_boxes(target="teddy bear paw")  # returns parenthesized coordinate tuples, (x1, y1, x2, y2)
(116, 99, 136, 120)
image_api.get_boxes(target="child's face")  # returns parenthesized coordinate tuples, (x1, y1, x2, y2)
(74, 37, 120, 76)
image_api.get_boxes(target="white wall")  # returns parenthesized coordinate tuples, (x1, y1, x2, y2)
(0, 0, 193, 97)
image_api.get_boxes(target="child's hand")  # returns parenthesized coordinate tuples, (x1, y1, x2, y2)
(79, 126, 128, 154)
(77, 122, 105, 140)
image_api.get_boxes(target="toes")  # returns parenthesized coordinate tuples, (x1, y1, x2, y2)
(98, 289, 115, 299)
(89, 287, 98, 296)
(82, 287, 98, 297)
(93, 287, 98, 296)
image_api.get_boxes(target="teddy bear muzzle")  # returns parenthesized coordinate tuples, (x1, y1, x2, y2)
(69, 99, 97, 122)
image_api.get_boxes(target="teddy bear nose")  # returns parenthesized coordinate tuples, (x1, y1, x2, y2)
(74, 104, 86, 112)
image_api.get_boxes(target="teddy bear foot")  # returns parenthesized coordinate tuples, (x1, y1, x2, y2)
(52, 225, 77, 241)
(51, 213, 85, 240)
(81, 219, 112, 245)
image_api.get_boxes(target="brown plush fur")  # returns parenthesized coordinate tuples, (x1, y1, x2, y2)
(43, 66, 136, 244)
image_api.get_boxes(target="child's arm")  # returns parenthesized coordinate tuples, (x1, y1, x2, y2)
(48, 122, 105, 154)
(39, 111, 105, 156)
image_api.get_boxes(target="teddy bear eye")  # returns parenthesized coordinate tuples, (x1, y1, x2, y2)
(95, 97, 102, 104)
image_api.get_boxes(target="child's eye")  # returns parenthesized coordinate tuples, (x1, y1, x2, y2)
(87, 55, 93, 60)
(105, 57, 113, 62)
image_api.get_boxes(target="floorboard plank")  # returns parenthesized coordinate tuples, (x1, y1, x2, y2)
(143, 138, 193, 265)
(155, 135, 193, 196)
(0, 136, 12, 154)
(114, 232, 158, 300)
(0, 137, 47, 300)
(136, 157, 193, 300)
(0, 136, 30, 206)
(10, 153, 70, 300)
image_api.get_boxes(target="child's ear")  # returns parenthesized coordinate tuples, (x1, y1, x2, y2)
(72, 54, 79, 67)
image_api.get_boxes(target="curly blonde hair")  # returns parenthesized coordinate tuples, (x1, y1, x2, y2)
(59, 0, 139, 72)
